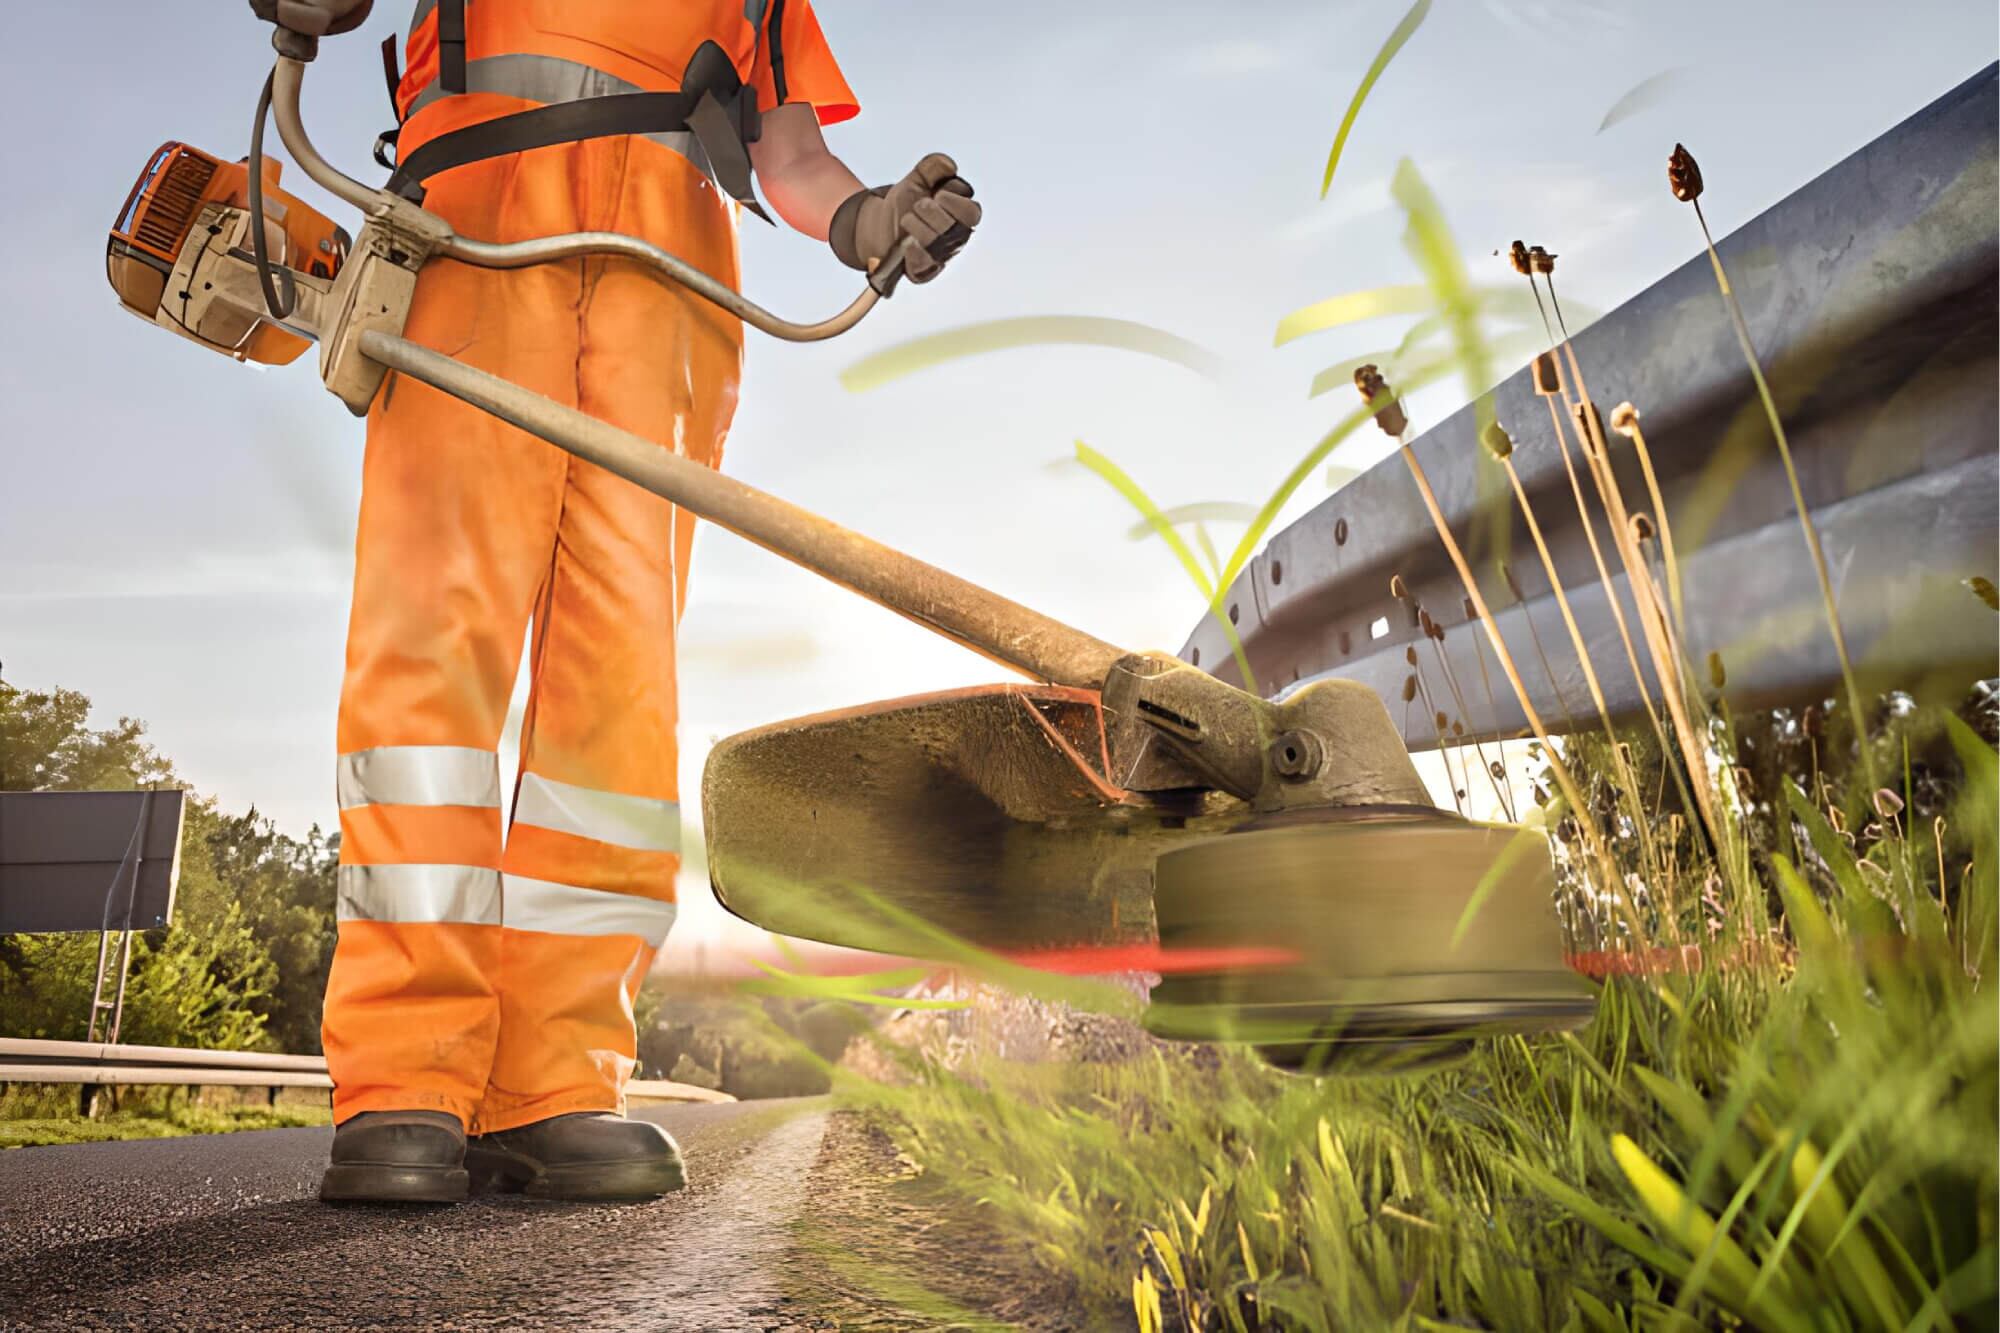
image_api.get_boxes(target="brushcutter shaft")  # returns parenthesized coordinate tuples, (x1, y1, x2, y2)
(359, 331, 1128, 688)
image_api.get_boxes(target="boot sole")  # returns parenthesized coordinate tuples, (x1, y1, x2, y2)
(466, 1148, 687, 1202)
(319, 1163, 469, 1205)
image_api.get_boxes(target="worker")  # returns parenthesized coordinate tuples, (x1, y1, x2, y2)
(249, 0, 979, 1204)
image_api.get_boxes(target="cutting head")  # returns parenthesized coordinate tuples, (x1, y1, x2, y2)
(1144, 808, 1598, 1072)
(704, 683, 1597, 1070)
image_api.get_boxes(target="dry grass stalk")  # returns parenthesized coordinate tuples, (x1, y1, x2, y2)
(1671, 143, 1879, 792)
(1564, 390, 1729, 864)
(1611, 403, 1685, 632)
(1485, 412, 1662, 876)
(1363, 378, 1616, 889)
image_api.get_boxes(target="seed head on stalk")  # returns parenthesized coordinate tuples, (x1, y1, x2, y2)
(1671, 137, 1878, 789)
(1353, 363, 1409, 438)
(1667, 143, 1704, 202)
(1361, 368, 1612, 881)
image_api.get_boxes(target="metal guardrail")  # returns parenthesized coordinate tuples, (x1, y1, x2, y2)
(1181, 65, 1999, 743)
(0, 1039, 734, 1104)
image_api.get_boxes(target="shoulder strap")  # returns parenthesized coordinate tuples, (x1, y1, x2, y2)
(380, 34, 404, 122)
(766, 0, 790, 105)
(438, 0, 467, 95)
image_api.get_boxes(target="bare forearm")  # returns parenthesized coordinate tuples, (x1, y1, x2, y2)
(749, 103, 865, 240)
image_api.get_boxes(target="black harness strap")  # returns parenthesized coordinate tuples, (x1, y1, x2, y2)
(380, 35, 404, 119)
(385, 87, 771, 223)
(384, 39, 771, 222)
(767, 0, 790, 104)
(437, 0, 468, 95)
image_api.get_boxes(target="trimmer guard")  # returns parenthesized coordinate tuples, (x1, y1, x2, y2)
(702, 684, 1244, 956)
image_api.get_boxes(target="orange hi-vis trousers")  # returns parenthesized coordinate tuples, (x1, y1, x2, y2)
(322, 134, 743, 1133)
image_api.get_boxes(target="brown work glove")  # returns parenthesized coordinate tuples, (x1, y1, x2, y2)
(829, 154, 980, 284)
(248, 0, 373, 38)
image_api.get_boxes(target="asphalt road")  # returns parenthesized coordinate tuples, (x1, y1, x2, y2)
(0, 1099, 851, 1331)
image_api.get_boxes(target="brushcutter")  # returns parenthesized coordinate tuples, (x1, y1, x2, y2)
(106, 50, 1596, 1071)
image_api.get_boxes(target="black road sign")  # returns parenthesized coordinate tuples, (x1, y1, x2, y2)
(0, 790, 185, 934)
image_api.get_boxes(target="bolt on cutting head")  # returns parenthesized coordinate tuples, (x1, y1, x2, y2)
(1270, 729, 1323, 781)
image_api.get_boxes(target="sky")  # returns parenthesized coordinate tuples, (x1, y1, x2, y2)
(2, 1, 1993, 955)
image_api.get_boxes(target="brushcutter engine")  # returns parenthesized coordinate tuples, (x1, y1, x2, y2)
(110, 53, 1596, 1074)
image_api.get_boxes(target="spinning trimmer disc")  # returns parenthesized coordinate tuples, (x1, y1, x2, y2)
(1145, 808, 1597, 1072)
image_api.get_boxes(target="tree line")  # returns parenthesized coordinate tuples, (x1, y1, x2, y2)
(0, 677, 337, 1054)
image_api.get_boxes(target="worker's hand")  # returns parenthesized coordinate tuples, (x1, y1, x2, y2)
(248, 0, 374, 38)
(829, 155, 980, 284)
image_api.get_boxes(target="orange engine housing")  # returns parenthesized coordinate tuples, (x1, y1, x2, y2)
(107, 142, 349, 365)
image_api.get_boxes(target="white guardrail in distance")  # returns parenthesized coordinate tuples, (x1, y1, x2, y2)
(0, 1038, 734, 1104)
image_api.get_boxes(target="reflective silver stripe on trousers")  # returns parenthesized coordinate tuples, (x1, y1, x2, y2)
(336, 866, 674, 944)
(409, 0, 438, 40)
(337, 746, 502, 810)
(501, 875, 678, 946)
(337, 863, 502, 925)
(402, 53, 713, 181)
(513, 773, 682, 853)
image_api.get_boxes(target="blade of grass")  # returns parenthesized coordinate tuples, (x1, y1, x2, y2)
(841, 316, 1222, 393)
(1319, 0, 1434, 199)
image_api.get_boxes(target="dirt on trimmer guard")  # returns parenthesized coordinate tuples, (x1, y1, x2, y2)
(703, 685, 1596, 1070)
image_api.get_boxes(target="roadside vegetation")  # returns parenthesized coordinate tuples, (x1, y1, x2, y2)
(0, 1084, 330, 1149)
(801, 4, 2000, 1327)
(0, 676, 339, 1059)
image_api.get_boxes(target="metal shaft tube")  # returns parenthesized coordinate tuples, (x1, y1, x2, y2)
(359, 330, 1128, 689)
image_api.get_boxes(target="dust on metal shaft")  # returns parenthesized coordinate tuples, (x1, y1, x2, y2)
(105, 31, 1594, 1073)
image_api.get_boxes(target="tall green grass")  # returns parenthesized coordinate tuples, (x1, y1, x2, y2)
(828, 708, 1992, 1329)
(793, 11, 2000, 1328)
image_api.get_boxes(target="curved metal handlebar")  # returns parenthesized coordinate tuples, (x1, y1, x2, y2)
(442, 232, 887, 341)
(269, 58, 900, 342)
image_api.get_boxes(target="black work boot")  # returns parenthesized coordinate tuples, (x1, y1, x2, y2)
(319, 1110, 469, 1204)
(465, 1113, 687, 1201)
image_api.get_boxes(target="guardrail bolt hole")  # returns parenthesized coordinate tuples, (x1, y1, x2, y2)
(1229, 603, 1240, 624)
(1335, 518, 1349, 546)
(1271, 560, 1283, 585)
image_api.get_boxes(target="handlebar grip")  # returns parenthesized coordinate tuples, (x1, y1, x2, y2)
(868, 240, 914, 298)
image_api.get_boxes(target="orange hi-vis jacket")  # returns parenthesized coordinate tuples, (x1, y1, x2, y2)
(321, 0, 856, 1134)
